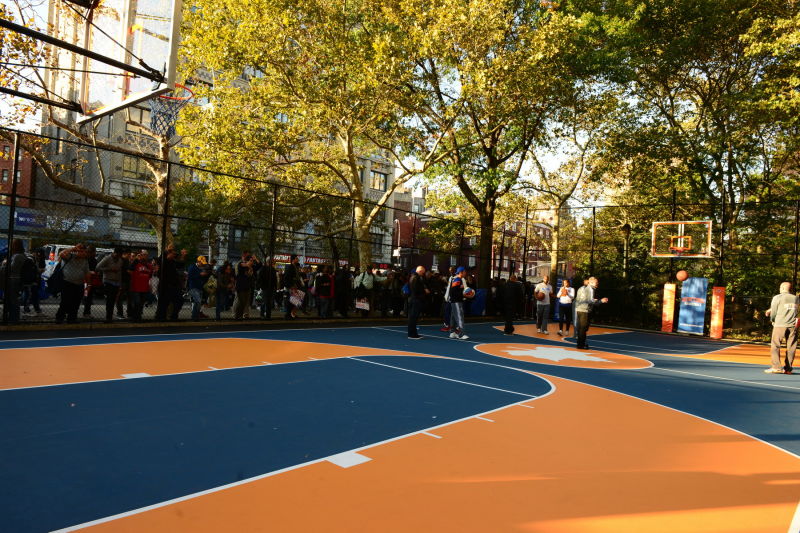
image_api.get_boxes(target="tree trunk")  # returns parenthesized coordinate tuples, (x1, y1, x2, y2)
(549, 207, 561, 287)
(353, 203, 373, 269)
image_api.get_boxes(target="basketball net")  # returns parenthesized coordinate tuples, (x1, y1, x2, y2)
(150, 84, 193, 138)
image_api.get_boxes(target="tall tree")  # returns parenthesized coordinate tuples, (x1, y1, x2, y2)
(390, 0, 583, 287)
(178, 0, 450, 268)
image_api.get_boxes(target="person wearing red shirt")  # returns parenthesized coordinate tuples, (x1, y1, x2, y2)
(128, 250, 154, 321)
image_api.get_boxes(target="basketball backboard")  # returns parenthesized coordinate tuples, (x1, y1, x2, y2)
(651, 221, 713, 258)
(77, 0, 182, 123)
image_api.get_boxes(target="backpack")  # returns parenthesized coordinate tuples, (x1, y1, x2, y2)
(46, 261, 64, 296)
(401, 282, 411, 296)
(21, 256, 37, 284)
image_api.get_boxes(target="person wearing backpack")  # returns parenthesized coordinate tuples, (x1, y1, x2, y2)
(21, 248, 43, 317)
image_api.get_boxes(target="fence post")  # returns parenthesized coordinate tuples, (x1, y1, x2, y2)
(3, 132, 21, 324)
(497, 226, 505, 278)
(268, 183, 279, 261)
(794, 199, 799, 290)
(410, 213, 417, 268)
(590, 207, 596, 274)
(347, 199, 355, 269)
(521, 203, 529, 281)
(458, 222, 465, 269)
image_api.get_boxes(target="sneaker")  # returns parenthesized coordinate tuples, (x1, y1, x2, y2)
(504, 332, 514, 336)
(786, 369, 794, 375)
(542, 330, 549, 335)
(537, 329, 542, 333)
(557, 330, 563, 336)
(764, 368, 784, 374)
(458, 334, 469, 340)
(440, 326, 450, 332)
(408, 335, 422, 340)
(449, 332, 458, 339)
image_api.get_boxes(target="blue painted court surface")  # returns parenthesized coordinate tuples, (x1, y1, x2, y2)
(1, 321, 799, 532)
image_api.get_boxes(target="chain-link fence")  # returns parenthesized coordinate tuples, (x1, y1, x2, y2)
(0, 126, 797, 340)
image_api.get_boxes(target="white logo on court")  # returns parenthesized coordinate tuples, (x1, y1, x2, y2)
(503, 346, 611, 363)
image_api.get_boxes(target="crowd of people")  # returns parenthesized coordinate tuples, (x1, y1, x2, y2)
(0, 240, 590, 328)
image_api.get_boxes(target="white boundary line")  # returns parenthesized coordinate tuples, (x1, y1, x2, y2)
(350, 357, 540, 398)
(51, 361, 555, 532)
(649, 367, 800, 391)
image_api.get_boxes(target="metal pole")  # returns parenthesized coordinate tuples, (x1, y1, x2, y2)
(590, 207, 596, 274)
(3, 132, 21, 324)
(670, 188, 676, 278)
(458, 222, 465, 268)
(793, 200, 799, 290)
(347, 199, 355, 269)
(718, 193, 725, 285)
(497, 226, 505, 278)
(521, 203, 529, 281)
(409, 213, 417, 267)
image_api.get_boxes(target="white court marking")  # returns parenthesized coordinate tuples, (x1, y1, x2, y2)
(475, 416, 495, 422)
(651, 367, 800, 391)
(327, 451, 372, 468)
(121, 373, 150, 379)
(422, 431, 442, 439)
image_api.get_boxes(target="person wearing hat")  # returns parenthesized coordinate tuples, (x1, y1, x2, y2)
(187, 255, 210, 320)
(447, 266, 470, 340)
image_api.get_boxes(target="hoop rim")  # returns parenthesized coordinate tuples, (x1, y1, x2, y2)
(158, 83, 194, 101)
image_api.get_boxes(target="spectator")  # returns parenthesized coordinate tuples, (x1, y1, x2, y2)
(257, 256, 279, 319)
(155, 245, 187, 321)
(334, 266, 351, 318)
(215, 261, 234, 320)
(283, 254, 302, 319)
(535, 275, 553, 334)
(128, 250, 154, 321)
(316, 265, 334, 318)
(21, 248, 43, 317)
(187, 256, 210, 320)
(117, 249, 132, 319)
(233, 251, 255, 320)
(2, 238, 27, 323)
(55, 243, 90, 324)
(502, 273, 525, 335)
(96, 247, 125, 323)
(407, 265, 429, 339)
(353, 265, 385, 317)
(82, 245, 100, 318)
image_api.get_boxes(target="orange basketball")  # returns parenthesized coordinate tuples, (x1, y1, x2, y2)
(676, 270, 689, 282)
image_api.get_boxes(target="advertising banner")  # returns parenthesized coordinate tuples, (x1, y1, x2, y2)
(661, 283, 676, 332)
(678, 277, 709, 335)
(709, 286, 726, 339)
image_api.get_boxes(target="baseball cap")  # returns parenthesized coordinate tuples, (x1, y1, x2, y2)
(455, 266, 466, 274)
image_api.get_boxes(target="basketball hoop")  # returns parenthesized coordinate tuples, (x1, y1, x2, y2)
(150, 84, 194, 138)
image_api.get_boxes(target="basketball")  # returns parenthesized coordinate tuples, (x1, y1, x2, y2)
(463, 287, 475, 298)
(676, 270, 689, 282)
(535, 291, 545, 301)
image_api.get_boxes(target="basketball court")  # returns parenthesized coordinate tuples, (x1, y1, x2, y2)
(2, 321, 799, 533)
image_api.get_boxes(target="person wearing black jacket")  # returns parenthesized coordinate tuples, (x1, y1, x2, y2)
(502, 273, 525, 335)
(155, 245, 187, 321)
(257, 257, 279, 319)
(407, 265, 429, 339)
(283, 254, 301, 319)
(334, 267, 351, 318)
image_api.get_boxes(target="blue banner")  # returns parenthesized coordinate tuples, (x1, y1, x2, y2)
(677, 277, 708, 335)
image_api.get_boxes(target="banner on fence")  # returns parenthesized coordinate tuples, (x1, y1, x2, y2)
(662, 283, 676, 332)
(677, 277, 709, 335)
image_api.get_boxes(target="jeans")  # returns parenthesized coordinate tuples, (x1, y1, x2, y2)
(103, 283, 120, 321)
(22, 282, 41, 313)
(56, 281, 83, 323)
(407, 297, 423, 337)
(558, 303, 573, 333)
(576, 311, 590, 348)
(189, 288, 203, 319)
(536, 303, 550, 331)
(129, 291, 147, 320)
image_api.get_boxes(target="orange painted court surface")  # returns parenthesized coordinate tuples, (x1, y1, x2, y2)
(80, 374, 799, 533)
(3, 324, 798, 533)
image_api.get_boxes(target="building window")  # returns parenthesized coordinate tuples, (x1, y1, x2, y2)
(370, 171, 387, 191)
(1, 170, 7, 182)
(123, 155, 150, 180)
(468, 255, 476, 267)
(2, 146, 9, 159)
(126, 106, 152, 135)
(15, 170, 20, 184)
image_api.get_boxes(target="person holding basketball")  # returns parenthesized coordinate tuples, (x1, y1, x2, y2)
(556, 279, 575, 336)
(764, 281, 799, 374)
(575, 276, 608, 350)
(448, 266, 470, 340)
(534, 275, 553, 333)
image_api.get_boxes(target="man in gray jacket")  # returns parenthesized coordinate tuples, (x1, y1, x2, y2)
(574, 276, 608, 350)
(765, 282, 799, 374)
